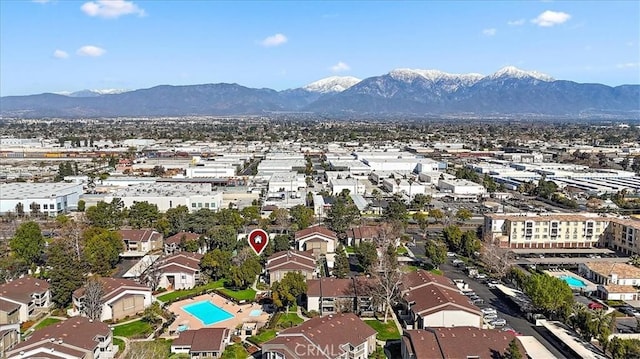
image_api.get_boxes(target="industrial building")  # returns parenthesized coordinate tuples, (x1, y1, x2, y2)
(0, 182, 82, 215)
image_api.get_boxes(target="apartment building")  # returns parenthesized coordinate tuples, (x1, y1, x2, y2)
(262, 313, 377, 359)
(0, 277, 51, 324)
(579, 262, 640, 300)
(484, 212, 610, 249)
(602, 217, 640, 256)
(71, 278, 153, 322)
(306, 277, 376, 316)
(265, 250, 317, 283)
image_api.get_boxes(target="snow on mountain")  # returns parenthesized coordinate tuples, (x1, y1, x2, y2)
(387, 68, 485, 92)
(303, 76, 361, 93)
(489, 66, 554, 82)
(66, 89, 129, 97)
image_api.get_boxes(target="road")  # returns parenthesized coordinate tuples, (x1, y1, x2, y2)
(439, 260, 570, 359)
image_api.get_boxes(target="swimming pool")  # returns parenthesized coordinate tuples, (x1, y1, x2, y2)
(249, 309, 262, 317)
(182, 301, 234, 325)
(560, 275, 587, 288)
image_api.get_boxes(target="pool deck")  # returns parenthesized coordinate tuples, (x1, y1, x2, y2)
(167, 293, 269, 335)
(545, 269, 598, 292)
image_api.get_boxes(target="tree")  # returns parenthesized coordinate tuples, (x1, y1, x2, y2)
(410, 194, 431, 211)
(83, 277, 104, 321)
(272, 234, 291, 252)
(383, 199, 408, 224)
(82, 227, 124, 276)
(142, 302, 163, 325)
(523, 273, 573, 319)
(200, 249, 232, 281)
(455, 208, 473, 223)
(372, 243, 402, 323)
(240, 206, 261, 226)
(505, 339, 523, 359)
(47, 238, 87, 308)
(10, 221, 44, 265)
(425, 240, 447, 269)
(483, 243, 515, 279)
(326, 195, 360, 234)
(289, 205, 314, 230)
(461, 230, 481, 257)
(214, 208, 245, 231)
(207, 225, 237, 252)
(127, 201, 160, 229)
(442, 225, 463, 252)
(150, 165, 165, 177)
(271, 271, 307, 310)
(333, 245, 350, 278)
(428, 209, 444, 224)
(355, 242, 378, 273)
(165, 205, 190, 235)
(77, 199, 86, 212)
(228, 248, 261, 288)
(85, 199, 125, 229)
(269, 208, 290, 229)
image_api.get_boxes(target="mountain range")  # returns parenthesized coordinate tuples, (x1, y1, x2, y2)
(1, 66, 638, 118)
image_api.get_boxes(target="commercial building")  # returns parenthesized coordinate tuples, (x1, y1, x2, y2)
(0, 182, 82, 216)
(484, 212, 610, 249)
(103, 182, 223, 212)
(438, 178, 486, 195)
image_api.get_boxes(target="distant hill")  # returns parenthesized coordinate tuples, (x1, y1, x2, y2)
(1, 67, 638, 118)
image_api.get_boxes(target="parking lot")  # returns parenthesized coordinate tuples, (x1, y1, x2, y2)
(439, 259, 567, 358)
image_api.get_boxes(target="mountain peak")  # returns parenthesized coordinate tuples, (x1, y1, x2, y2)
(303, 76, 361, 93)
(490, 66, 554, 81)
(388, 68, 484, 84)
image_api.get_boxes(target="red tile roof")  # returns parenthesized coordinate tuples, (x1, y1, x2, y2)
(165, 232, 201, 245)
(294, 225, 337, 241)
(73, 277, 150, 303)
(403, 328, 527, 359)
(266, 250, 316, 272)
(347, 225, 384, 240)
(263, 313, 376, 357)
(0, 277, 49, 304)
(307, 278, 355, 298)
(173, 328, 229, 352)
(10, 317, 110, 354)
(118, 229, 162, 242)
(158, 253, 203, 272)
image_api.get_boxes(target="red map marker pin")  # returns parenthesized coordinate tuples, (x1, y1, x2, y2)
(248, 229, 269, 255)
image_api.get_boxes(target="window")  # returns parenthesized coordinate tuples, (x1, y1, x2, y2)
(191, 203, 196, 208)
(211, 202, 217, 208)
(43, 204, 48, 210)
(198, 202, 202, 208)
(205, 203, 210, 208)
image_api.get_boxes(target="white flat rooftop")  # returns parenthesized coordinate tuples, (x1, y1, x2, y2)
(0, 182, 81, 199)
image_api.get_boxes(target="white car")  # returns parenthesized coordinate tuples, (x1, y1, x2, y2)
(447, 252, 457, 257)
(491, 318, 507, 327)
(481, 308, 497, 315)
(484, 313, 498, 321)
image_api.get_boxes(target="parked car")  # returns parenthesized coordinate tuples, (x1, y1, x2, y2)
(476, 274, 488, 280)
(473, 298, 485, 305)
(481, 307, 497, 315)
(490, 318, 507, 327)
(463, 291, 476, 297)
(452, 259, 464, 265)
(588, 302, 604, 310)
(447, 252, 457, 257)
(487, 280, 500, 289)
(484, 314, 498, 321)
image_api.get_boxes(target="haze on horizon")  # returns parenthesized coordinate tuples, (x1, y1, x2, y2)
(0, 0, 639, 96)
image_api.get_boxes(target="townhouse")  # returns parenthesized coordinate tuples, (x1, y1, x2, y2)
(306, 277, 375, 316)
(164, 231, 203, 255)
(6, 317, 115, 359)
(294, 225, 337, 268)
(171, 328, 230, 358)
(0, 277, 51, 324)
(119, 229, 164, 256)
(265, 250, 317, 283)
(156, 252, 204, 290)
(71, 278, 153, 322)
(262, 313, 377, 359)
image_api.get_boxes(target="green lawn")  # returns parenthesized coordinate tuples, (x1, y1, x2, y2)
(248, 328, 277, 344)
(344, 246, 356, 254)
(218, 287, 256, 301)
(33, 317, 62, 331)
(113, 337, 125, 354)
(157, 280, 224, 303)
(364, 319, 401, 341)
(112, 320, 154, 338)
(221, 343, 250, 359)
(277, 312, 304, 328)
(288, 304, 298, 312)
(397, 246, 408, 255)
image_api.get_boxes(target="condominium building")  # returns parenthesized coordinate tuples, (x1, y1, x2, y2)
(484, 212, 610, 249)
(602, 217, 640, 256)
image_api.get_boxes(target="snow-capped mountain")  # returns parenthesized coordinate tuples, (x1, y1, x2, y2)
(1, 66, 637, 118)
(302, 76, 361, 93)
(67, 89, 129, 97)
(489, 66, 554, 82)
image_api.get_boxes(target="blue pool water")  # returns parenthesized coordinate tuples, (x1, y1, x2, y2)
(177, 324, 189, 332)
(560, 275, 587, 288)
(249, 309, 262, 317)
(182, 301, 234, 325)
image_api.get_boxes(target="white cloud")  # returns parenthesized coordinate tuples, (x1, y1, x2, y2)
(531, 10, 571, 27)
(616, 62, 639, 69)
(53, 49, 69, 59)
(76, 45, 106, 57)
(507, 19, 525, 26)
(260, 33, 288, 47)
(330, 61, 350, 73)
(81, 0, 145, 19)
(482, 28, 497, 36)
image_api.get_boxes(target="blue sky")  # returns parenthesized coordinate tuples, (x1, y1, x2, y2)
(1, 0, 639, 96)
